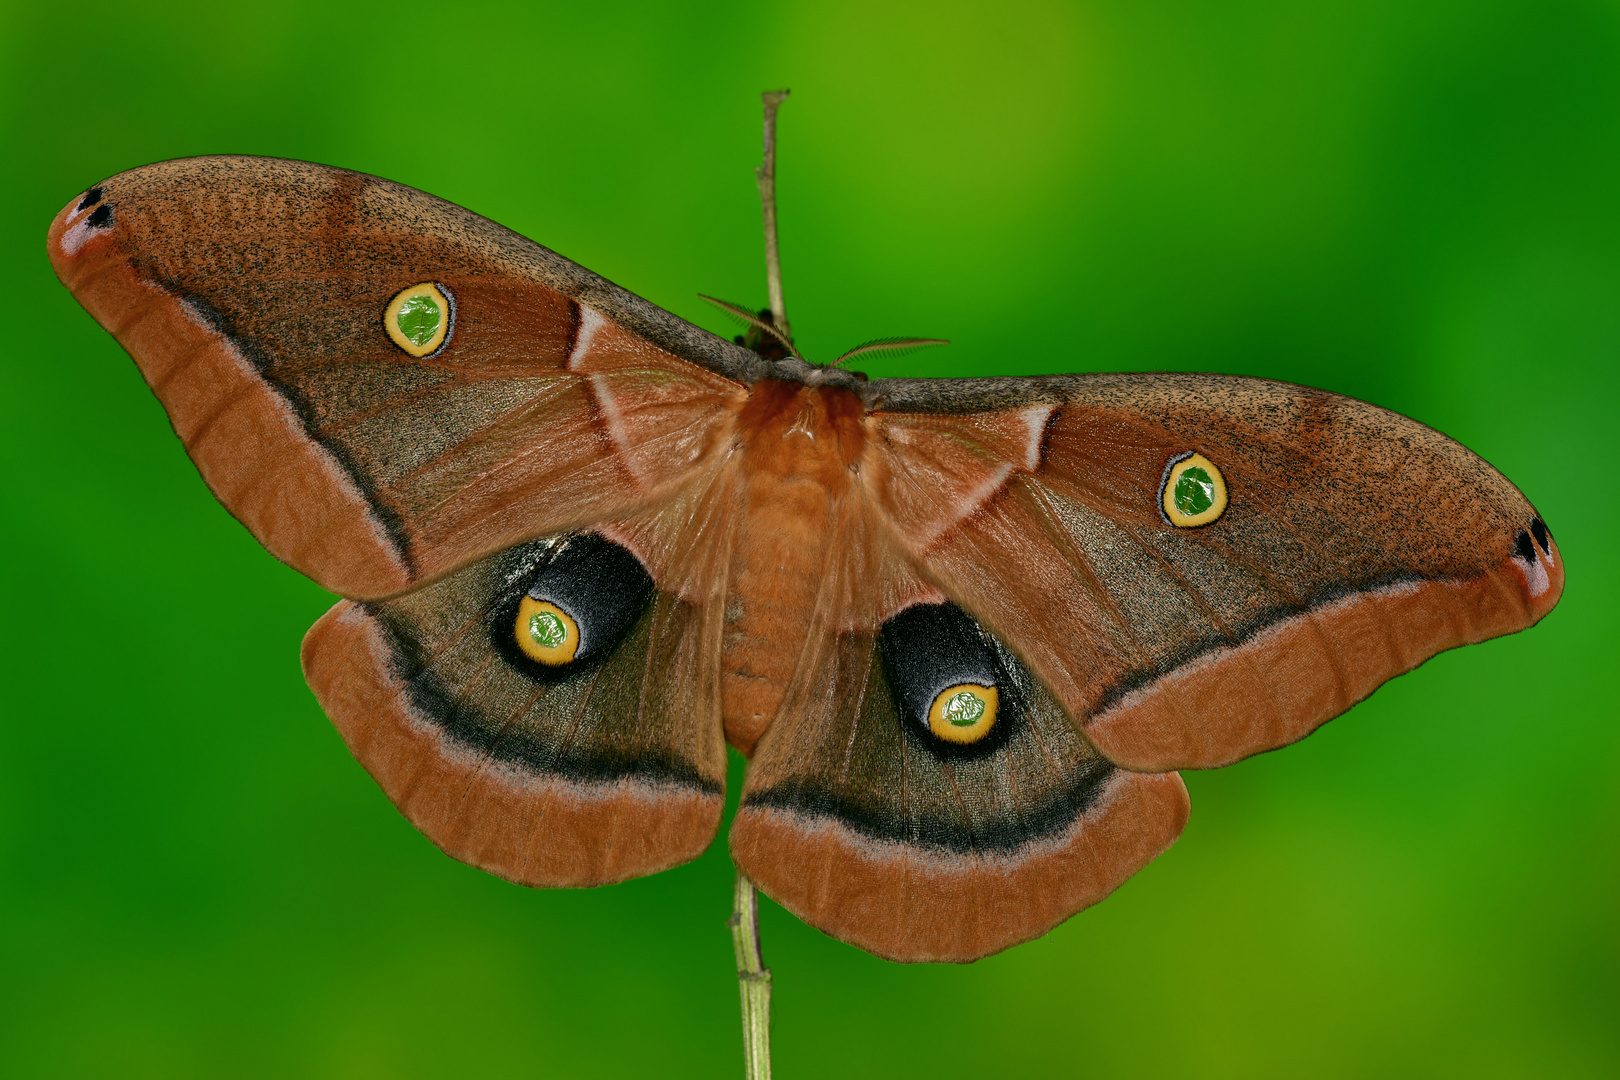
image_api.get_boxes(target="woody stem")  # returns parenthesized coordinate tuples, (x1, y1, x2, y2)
(726, 87, 789, 1080)
(730, 870, 772, 1079)
(756, 89, 791, 340)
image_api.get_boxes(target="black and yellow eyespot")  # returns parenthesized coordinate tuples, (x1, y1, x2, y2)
(496, 534, 655, 678)
(515, 597, 580, 665)
(879, 601, 1011, 754)
(384, 282, 452, 357)
(927, 683, 999, 744)
(1162, 452, 1228, 527)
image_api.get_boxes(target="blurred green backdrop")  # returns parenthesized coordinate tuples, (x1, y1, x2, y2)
(3, 0, 1616, 1076)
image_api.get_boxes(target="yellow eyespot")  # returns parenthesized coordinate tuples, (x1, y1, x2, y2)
(515, 597, 580, 665)
(384, 282, 452, 357)
(1162, 452, 1228, 527)
(927, 683, 998, 744)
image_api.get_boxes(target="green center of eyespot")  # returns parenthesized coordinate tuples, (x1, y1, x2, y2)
(396, 295, 441, 347)
(1174, 466, 1215, 517)
(941, 691, 986, 726)
(529, 611, 568, 648)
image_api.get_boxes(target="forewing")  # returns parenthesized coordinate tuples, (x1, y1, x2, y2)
(864, 372, 1565, 770)
(48, 157, 754, 598)
(729, 495, 1189, 963)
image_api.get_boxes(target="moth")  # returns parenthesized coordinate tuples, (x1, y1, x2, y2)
(48, 157, 1564, 963)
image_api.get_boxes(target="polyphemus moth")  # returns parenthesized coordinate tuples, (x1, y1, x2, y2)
(47, 157, 1564, 964)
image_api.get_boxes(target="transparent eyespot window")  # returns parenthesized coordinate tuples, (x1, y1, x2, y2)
(384, 282, 452, 357)
(515, 597, 580, 665)
(927, 683, 998, 744)
(1162, 452, 1228, 527)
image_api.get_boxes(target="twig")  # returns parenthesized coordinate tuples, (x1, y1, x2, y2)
(756, 89, 792, 341)
(724, 88, 790, 1080)
(729, 871, 772, 1080)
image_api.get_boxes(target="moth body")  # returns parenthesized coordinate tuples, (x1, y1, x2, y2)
(722, 379, 866, 753)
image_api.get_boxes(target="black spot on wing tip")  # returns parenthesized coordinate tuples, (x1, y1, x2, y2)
(1530, 517, 1551, 554)
(1514, 529, 1537, 565)
(86, 203, 113, 229)
(77, 186, 104, 212)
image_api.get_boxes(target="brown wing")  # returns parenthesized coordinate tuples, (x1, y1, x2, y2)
(47, 157, 756, 599)
(302, 447, 742, 886)
(729, 494, 1189, 962)
(863, 371, 1565, 770)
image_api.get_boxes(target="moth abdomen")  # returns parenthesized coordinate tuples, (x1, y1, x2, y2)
(497, 532, 655, 676)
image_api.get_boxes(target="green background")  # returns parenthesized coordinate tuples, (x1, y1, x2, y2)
(3, 0, 1616, 1076)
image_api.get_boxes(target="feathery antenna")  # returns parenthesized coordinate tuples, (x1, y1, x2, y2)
(832, 336, 951, 367)
(701, 294, 801, 360)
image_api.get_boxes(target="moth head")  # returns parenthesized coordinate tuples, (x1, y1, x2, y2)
(696, 294, 948, 372)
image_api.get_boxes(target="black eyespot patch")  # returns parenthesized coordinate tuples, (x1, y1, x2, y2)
(86, 204, 113, 229)
(77, 187, 104, 212)
(1514, 529, 1536, 565)
(491, 532, 654, 681)
(1530, 517, 1550, 554)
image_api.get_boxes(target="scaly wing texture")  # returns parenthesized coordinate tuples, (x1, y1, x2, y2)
(302, 448, 742, 886)
(47, 157, 753, 599)
(865, 372, 1565, 770)
(729, 492, 1190, 962)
